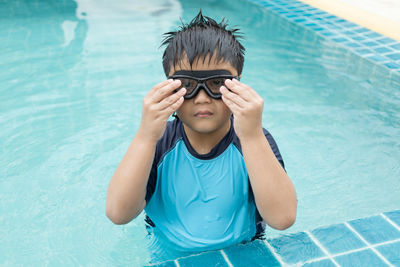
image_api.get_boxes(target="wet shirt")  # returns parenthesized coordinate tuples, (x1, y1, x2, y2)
(144, 117, 285, 252)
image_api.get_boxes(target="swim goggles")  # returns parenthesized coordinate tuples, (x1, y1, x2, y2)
(167, 70, 240, 99)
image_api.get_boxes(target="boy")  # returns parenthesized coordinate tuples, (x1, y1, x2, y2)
(106, 11, 297, 261)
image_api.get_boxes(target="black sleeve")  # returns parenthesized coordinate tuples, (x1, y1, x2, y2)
(263, 128, 285, 172)
(144, 119, 182, 203)
(145, 153, 158, 203)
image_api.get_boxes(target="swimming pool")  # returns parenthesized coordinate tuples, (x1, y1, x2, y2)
(1, 0, 399, 265)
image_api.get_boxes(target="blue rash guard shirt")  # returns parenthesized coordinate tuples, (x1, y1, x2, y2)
(144, 117, 285, 252)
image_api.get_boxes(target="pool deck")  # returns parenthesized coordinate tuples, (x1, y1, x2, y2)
(146, 210, 400, 266)
(299, 0, 400, 42)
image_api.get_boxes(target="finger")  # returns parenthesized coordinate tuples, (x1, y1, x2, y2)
(157, 88, 186, 110)
(224, 79, 253, 101)
(147, 79, 174, 99)
(161, 95, 185, 117)
(152, 79, 182, 103)
(221, 94, 243, 115)
(220, 86, 247, 108)
(232, 78, 259, 98)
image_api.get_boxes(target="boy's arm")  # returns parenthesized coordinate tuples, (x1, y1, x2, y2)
(221, 79, 297, 230)
(106, 79, 185, 224)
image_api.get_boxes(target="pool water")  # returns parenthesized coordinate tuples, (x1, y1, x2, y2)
(1, 0, 399, 265)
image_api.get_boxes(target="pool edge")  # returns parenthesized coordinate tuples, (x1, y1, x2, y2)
(249, 0, 400, 76)
(145, 209, 400, 266)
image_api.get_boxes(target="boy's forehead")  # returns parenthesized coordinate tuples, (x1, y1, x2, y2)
(168, 53, 238, 76)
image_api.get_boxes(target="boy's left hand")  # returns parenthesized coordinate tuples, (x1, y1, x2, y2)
(220, 79, 264, 140)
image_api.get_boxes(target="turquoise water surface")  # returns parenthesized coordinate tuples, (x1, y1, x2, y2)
(1, 0, 399, 265)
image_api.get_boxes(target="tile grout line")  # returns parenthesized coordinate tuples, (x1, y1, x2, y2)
(344, 222, 393, 267)
(220, 250, 234, 267)
(380, 213, 400, 232)
(300, 255, 331, 265)
(301, 238, 400, 265)
(263, 239, 286, 266)
(305, 231, 340, 266)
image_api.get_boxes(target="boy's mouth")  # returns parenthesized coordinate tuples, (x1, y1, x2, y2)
(194, 110, 213, 117)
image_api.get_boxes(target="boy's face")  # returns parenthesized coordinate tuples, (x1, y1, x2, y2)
(168, 54, 239, 135)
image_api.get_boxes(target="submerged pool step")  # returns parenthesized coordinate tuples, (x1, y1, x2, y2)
(145, 210, 400, 267)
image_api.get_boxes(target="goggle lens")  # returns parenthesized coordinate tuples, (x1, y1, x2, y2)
(175, 77, 229, 97)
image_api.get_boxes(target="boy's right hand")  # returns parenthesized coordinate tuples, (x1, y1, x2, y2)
(137, 79, 186, 143)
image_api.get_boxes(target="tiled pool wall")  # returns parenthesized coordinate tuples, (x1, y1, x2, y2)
(145, 1, 400, 266)
(146, 210, 400, 266)
(249, 0, 400, 78)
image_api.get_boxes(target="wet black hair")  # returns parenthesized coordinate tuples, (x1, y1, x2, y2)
(161, 10, 245, 76)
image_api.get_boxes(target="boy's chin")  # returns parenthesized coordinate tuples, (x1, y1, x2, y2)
(183, 119, 230, 135)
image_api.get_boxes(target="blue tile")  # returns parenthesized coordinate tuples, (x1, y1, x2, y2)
(348, 215, 400, 244)
(325, 23, 342, 30)
(353, 28, 369, 33)
(343, 30, 358, 36)
(303, 259, 336, 267)
(286, 14, 299, 18)
(386, 53, 400, 61)
(384, 62, 400, 69)
(311, 27, 325, 32)
(376, 241, 400, 266)
(314, 11, 327, 16)
(320, 31, 335, 37)
(311, 223, 366, 254)
(224, 240, 280, 267)
(342, 21, 358, 28)
(260, 2, 275, 7)
(334, 249, 386, 267)
(390, 43, 400, 50)
(364, 32, 382, 39)
(355, 48, 373, 55)
(345, 42, 361, 48)
(376, 37, 396, 44)
(332, 37, 348, 43)
(366, 55, 390, 63)
(305, 23, 317, 27)
(373, 46, 393, 53)
(384, 210, 400, 226)
(297, 4, 310, 10)
(362, 41, 380, 47)
(312, 17, 323, 21)
(333, 18, 346, 23)
(178, 250, 229, 267)
(305, 7, 318, 13)
(268, 232, 324, 264)
(350, 36, 365, 41)
(318, 21, 330, 25)
(293, 18, 307, 23)
(271, 7, 285, 12)
(325, 15, 338, 20)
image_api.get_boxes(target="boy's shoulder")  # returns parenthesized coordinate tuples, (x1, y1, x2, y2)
(159, 118, 182, 144)
(153, 118, 183, 160)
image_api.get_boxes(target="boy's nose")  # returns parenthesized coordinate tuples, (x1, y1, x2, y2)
(193, 87, 212, 104)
